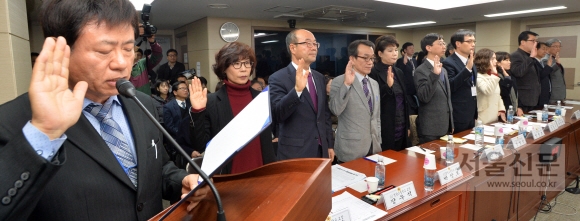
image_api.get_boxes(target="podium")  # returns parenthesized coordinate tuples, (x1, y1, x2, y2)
(149, 158, 332, 221)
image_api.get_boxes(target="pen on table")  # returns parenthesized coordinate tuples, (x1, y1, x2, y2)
(419, 146, 427, 152)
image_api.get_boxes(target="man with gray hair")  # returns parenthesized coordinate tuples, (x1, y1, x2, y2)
(545, 38, 566, 103)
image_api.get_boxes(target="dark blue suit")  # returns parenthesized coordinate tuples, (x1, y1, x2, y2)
(395, 57, 418, 114)
(163, 99, 193, 155)
(269, 63, 334, 160)
(442, 53, 478, 132)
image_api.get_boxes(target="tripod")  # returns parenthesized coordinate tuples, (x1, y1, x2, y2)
(565, 175, 580, 194)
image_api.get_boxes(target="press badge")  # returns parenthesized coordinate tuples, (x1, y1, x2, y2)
(471, 86, 477, 96)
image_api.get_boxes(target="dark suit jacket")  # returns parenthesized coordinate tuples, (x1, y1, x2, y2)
(163, 99, 193, 154)
(442, 53, 477, 132)
(190, 85, 276, 174)
(269, 63, 334, 160)
(511, 48, 540, 107)
(157, 62, 186, 83)
(498, 69, 518, 111)
(0, 93, 187, 221)
(369, 63, 410, 151)
(414, 60, 454, 137)
(535, 59, 553, 107)
(395, 57, 418, 114)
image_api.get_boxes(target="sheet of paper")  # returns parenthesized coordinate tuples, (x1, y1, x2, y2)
(406, 146, 435, 155)
(332, 165, 367, 192)
(364, 154, 396, 165)
(348, 179, 369, 193)
(547, 105, 573, 109)
(331, 192, 388, 221)
(459, 143, 481, 151)
(463, 134, 495, 143)
(564, 100, 580, 105)
(528, 122, 547, 128)
(529, 110, 556, 116)
(200, 87, 271, 181)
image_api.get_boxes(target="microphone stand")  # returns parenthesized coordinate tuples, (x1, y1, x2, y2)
(117, 80, 225, 221)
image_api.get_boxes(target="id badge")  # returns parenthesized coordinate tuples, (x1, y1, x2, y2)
(471, 86, 477, 96)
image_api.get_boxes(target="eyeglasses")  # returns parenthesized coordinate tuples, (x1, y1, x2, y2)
(525, 39, 537, 43)
(355, 56, 376, 62)
(432, 41, 446, 46)
(232, 61, 254, 69)
(294, 41, 320, 48)
(463, 40, 476, 44)
(550, 45, 562, 48)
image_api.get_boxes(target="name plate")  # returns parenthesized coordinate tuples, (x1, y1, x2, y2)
(531, 126, 545, 140)
(509, 134, 527, 149)
(381, 181, 417, 210)
(547, 121, 558, 132)
(555, 117, 565, 127)
(437, 162, 463, 185)
(573, 110, 580, 119)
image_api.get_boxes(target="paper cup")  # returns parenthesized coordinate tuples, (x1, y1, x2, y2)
(561, 109, 567, 116)
(536, 112, 542, 120)
(423, 153, 437, 170)
(494, 124, 504, 137)
(366, 177, 379, 193)
(439, 147, 446, 159)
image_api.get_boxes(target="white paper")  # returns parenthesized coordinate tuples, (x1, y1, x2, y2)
(564, 100, 580, 105)
(364, 154, 396, 165)
(547, 105, 573, 109)
(331, 192, 388, 221)
(527, 122, 547, 128)
(332, 165, 367, 192)
(200, 87, 272, 181)
(459, 143, 481, 151)
(406, 146, 435, 154)
(462, 134, 496, 143)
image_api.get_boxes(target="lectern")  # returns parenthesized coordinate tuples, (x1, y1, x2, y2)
(149, 158, 332, 221)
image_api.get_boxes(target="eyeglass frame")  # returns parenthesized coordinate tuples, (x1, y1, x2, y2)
(231, 61, 254, 69)
(293, 41, 321, 49)
(355, 55, 376, 62)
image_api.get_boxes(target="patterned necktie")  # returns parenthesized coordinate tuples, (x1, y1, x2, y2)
(307, 72, 318, 113)
(180, 101, 186, 109)
(85, 101, 138, 187)
(362, 78, 373, 113)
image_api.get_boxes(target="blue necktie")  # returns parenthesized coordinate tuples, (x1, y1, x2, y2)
(362, 78, 373, 113)
(85, 101, 138, 187)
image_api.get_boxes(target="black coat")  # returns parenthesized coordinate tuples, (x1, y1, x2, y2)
(498, 69, 518, 111)
(190, 85, 276, 174)
(157, 62, 186, 83)
(511, 48, 540, 107)
(535, 59, 553, 108)
(369, 62, 410, 151)
(395, 57, 418, 114)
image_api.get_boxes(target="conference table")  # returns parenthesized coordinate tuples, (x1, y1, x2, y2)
(334, 103, 580, 221)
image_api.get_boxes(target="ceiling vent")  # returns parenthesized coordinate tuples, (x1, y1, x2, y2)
(273, 5, 373, 23)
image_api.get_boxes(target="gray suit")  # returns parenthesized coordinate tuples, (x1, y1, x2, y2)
(414, 60, 454, 142)
(329, 74, 381, 162)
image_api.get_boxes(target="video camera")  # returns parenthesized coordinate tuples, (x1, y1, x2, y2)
(140, 4, 157, 37)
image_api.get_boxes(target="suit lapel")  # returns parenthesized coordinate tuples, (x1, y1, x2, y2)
(352, 78, 371, 114)
(65, 112, 136, 189)
(216, 86, 235, 121)
(288, 64, 317, 113)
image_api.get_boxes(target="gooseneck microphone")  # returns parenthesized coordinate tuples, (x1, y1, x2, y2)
(116, 79, 225, 221)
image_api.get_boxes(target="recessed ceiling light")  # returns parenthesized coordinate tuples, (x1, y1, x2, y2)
(262, 40, 279, 44)
(387, 21, 436, 28)
(375, 0, 503, 10)
(208, 4, 229, 9)
(484, 6, 567, 17)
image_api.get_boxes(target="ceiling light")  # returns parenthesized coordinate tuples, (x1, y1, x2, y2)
(261, 40, 279, 44)
(387, 21, 436, 28)
(208, 4, 229, 9)
(129, 0, 154, 10)
(273, 14, 304, 18)
(484, 6, 567, 17)
(375, 0, 503, 10)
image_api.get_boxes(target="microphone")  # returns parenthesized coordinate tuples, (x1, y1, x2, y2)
(116, 79, 226, 221)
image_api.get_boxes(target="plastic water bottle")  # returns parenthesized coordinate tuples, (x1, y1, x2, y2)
(475, 120, 484, 148)
(375, 156, 385, 189)
(507, 105, 514, 124)
(542, 104, 549, 122)
(555, 101, 562, 117)
(446, 135, 455, 164)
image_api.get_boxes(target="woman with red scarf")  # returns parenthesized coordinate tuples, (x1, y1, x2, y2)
(475, 48, 507, 124)
(188, 42, 276, 174)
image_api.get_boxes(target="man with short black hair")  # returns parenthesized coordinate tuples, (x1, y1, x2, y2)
(443, 29, 477, 133)
(395, 42, 418, 115)
(157, 48, 186, 84)
(511, 31, 540, 113)
(414, 33, 454, 144)
(534, 42, 553, 108)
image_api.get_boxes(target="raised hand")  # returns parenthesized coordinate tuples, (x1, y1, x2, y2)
(403, 53, 408, 65)
(387, 66, 394, 87)
(530, 42, 538, 58)
(433, 55, 442, 75)
(466, 49, 474, 70)
(547, 55, 553, 67)
(501, 66, 509, 77)
(29, 37, 87, 140)
(294, 58, 308, 92)
(188, 77, 208, 110)
(555, 52, 560, 64)
(344, 60, 355, 86)
(490, 60, 498, 74)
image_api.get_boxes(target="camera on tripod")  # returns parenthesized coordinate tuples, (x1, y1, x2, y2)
(140, 4, 157, 37)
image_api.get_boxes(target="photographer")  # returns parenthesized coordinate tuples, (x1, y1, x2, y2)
(131, 33, 162, 95)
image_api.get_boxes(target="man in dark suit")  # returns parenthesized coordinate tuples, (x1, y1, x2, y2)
(414, 33, 454, 144)
(511, 31, 540, 112)
(443, 29, 477, 133)
(269, 29, 335, 161)
(533, 42, 553, 108)
(164, 81, 197, 168)
(0, 1, 206, 220)
(157, 49, 186, 84)
(395, 42, 418, 115)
